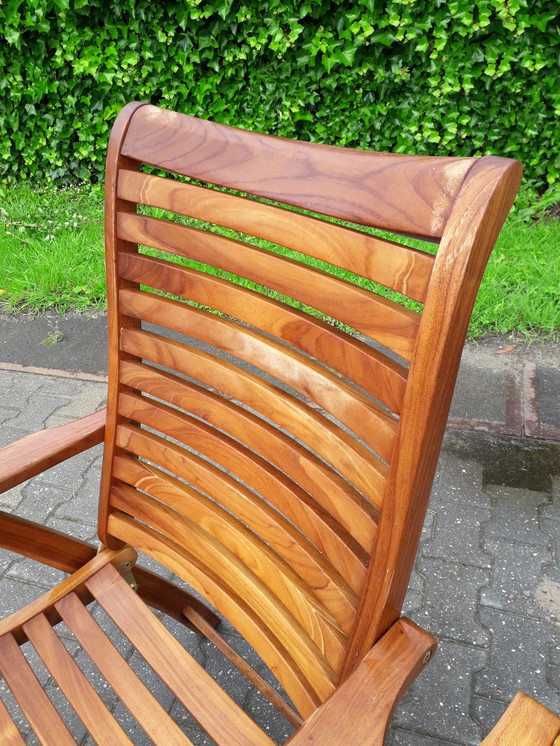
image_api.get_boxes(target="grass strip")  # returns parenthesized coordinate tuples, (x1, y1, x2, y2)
(0, 182, 558, 340)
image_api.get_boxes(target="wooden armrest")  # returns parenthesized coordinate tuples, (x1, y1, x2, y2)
(0, 408, 106, 494)
(481, 691, 560, 745)
(287, 618, 437, 745)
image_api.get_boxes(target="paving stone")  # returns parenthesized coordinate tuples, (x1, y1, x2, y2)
(55, 474, 100, 525)
(0, 406, 19, 424)
(475, 607, 560, 713)
(388, 727, 463, 745)
(15, 483, 74, 524)
(44, 382, 106, 425)
(0, 483, 25, 510)
(414, 558, 490, 647)
(0, 425, 29, 447)
(429, 456, 487, 508)
(481, 540, 554, 618)
(30, 446, 101, 491)
(420, 502, 492, 568)
(2, 392, 72, 431)
(6, 557, 66, 587)
(244, 689, 295, 744)
(391, 639, 486, 745)
(0, 576, 58, 618)
(471, 695, 511, 741)
(484, 484, 550, 547)
(0, 369, 48, 397)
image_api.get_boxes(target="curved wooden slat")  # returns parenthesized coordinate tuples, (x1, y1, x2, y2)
(111, 479, 348, 667)
(116, 393, 359, 624)
(119, 288, 398, 464)
(117, 169, 435, 303)
(113, 424, 356, 636)
(118, 251, 407, 413)
(117, 211, 420, 360)
(121, 104, 476, 238)
(113, 451, 357, 634)
(118, 360, 369, 589)
(107, 512, 334, 715)
(119, 328, 386, 523)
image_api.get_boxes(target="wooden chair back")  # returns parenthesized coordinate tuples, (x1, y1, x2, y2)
(97, 102, 522, 717)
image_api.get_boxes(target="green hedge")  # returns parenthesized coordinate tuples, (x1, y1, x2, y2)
(1, 0, 559, 199)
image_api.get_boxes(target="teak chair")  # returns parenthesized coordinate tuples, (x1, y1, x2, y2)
(0, 102, 522, 744)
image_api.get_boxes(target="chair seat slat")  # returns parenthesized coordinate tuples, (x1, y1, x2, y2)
(55, 593, 193, 745)
(86, 563, 278, 746)
(118, 168, 435, 303)
(0, 634, 76, 746)
(22, 614, 134, 745)
(117, 211, 420, 360)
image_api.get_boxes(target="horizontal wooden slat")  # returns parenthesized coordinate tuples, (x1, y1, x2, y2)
(118, 359, 369, 589)
(120, 328, 386, 520)
(119, 288, 398, 463)
(23, 614, 134, 745)
(111, 479, 347, 669)
(56, 593, 193, 745)
(117, 394, 359, 623)
(0, 634, 76, 746)
(118, 169, 435, 302)
(105, 514, 329, 716)
(118, 251, 407, 413)
(117, 211, 420, 360)
(87, 561, 278, 745)
(121, 104, 475, 238)
(113, 450, 357, 634)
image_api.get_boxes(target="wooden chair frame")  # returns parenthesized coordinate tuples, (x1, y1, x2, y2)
(0, 102, 522, 744)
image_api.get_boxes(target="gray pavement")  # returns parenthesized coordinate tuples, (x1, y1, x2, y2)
(0, 319, 559, 743)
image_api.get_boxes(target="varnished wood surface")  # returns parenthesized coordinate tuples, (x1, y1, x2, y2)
(121, 104, 476, 238)
(286, 618, 436, 745)
(0, 408, 105, 494)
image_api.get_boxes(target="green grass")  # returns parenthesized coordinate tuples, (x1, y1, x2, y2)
(0, 181, 558, 340)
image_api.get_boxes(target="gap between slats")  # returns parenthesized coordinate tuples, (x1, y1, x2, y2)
(117, 168, 435, 303)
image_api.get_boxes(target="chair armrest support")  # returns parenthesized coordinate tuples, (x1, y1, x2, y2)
(287, 618, 437, 746)
(0, 408, 106, 494)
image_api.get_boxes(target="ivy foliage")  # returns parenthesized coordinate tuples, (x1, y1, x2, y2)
(1, 0, 558, 197)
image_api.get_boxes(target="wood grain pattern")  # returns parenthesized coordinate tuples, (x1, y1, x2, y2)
(0, 695, 26, 746)
(23, 613, 134, 744)
(121, 104, 476, 238)
(56, 592, 193, 745)
(117, 168, 435, 303)
(118, 287, 399, 461)
(107, 511, 327, 716)
(117, 211, 421, 360)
